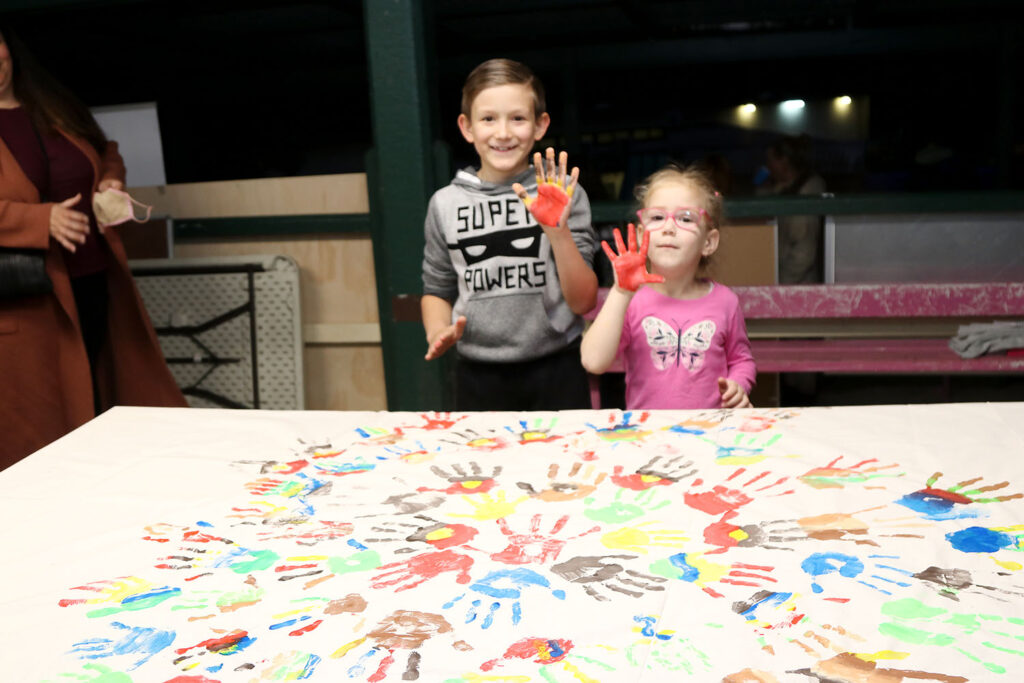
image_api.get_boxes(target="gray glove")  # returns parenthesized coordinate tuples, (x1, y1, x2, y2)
(949, 321, 1024, 359)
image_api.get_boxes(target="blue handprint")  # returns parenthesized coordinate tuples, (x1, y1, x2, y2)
(946, 525, 1024, 554)
(68, 621, 175, 670)
(801, 552, 914, 595)
(443, 568, 565, 629)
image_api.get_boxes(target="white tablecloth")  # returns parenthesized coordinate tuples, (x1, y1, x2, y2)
(2, 403, 1023, 681)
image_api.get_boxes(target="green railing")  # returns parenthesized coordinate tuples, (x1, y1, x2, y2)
(171, 191, 1024, 239)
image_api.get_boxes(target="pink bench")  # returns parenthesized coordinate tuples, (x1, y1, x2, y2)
(586, 282, 1024, 407)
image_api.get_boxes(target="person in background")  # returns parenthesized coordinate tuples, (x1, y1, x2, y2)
(420, 58, 598, 410)
(0, 27, 185, 468)
(761, 134, 826, 284)
(581, 164, 755, 409)
(701, 152, 734, 197)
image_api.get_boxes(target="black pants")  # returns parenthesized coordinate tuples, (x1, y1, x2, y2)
(455, 339, 591, 411)
(70, 271, 109, 413)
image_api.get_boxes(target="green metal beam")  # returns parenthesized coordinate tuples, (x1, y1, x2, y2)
(165, 191, 1024, 242)
(363, 0, 448, 411)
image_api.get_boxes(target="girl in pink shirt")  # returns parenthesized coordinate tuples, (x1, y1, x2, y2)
(581, 165, 756, 409)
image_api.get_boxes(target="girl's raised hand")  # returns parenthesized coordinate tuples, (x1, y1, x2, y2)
(512, 147, 579, 229)
(601, 223, 665, 292)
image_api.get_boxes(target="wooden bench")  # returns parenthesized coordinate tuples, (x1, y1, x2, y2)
(586, 282, 1024, 407)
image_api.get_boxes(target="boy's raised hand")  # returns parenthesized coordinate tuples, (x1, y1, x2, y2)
(425, 316, 467, 361)
(601, 223, 665, 292)
(513, 147, 579, 228)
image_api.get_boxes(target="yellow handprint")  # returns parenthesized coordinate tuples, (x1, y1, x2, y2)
(451, 491, 530, 521)
(601, 521, 689, 554)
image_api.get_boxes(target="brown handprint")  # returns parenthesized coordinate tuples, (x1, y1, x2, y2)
(517, 461, 607, 502)
(551, 554, 667, 601)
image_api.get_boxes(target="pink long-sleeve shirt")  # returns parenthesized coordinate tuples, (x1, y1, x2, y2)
(617, 282, 756, 409)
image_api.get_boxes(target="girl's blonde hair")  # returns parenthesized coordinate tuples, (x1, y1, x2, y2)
(633, 163, 725, 273)
(633, 163, 723, 230)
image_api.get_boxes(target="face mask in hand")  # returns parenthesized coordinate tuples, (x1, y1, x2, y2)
(92, 188, 153, 228)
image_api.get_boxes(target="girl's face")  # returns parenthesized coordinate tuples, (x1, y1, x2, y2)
(641, 181, 718, 276)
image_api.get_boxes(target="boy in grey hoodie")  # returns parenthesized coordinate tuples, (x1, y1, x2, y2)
(421, 58, 598, 410)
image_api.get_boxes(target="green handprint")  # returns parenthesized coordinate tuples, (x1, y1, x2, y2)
(170, 579, 266, 614)
(52, 663, 132, 683)
(585, 488, 670, 524)
(880, 597, 1024, 674)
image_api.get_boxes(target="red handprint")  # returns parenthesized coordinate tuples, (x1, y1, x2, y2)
(531, 184, 570, 227)
(412, 412, 466, 431)
(490, 514, 600, 565)
(703, 510, 745, 554)
(601, 223, 665, 292)
(685, 468, 794, 516)
(371, 549, 474, 592)
(513, 148, 578, 227)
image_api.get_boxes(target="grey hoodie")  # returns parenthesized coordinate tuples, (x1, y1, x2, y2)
(422, 166, 597, 362)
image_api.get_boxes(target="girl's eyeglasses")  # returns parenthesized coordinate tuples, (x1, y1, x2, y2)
(636, 206, 709, 232)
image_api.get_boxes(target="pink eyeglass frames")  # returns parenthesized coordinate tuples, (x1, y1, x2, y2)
(636, 206, 709, 231)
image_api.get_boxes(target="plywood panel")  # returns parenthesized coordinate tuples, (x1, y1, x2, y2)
(128, 173, 369, 218)
(710, 219, 776, 286)
(174, 236, 378, 325)
(174, 236, 387, 410)
(304, 345, 387, 411)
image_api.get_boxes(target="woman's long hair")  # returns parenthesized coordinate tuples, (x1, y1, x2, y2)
(3, 27, 107, 153)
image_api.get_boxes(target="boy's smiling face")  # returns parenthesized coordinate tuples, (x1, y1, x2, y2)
(458, 83, 550, 184)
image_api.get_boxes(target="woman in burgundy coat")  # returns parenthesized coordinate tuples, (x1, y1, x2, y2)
(0, 28, 185, 468)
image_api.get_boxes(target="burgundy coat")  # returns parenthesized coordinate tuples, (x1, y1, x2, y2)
(0, 130, 186, 468)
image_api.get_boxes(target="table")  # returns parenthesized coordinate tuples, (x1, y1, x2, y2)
(2, 404, 1023, 681)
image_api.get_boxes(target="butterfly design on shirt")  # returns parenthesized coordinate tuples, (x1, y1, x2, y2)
(641, 317, 716, 371)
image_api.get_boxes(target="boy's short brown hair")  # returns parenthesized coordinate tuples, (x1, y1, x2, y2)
(461, 58, 547, 119)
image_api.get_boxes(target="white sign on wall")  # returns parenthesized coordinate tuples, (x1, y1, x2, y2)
(91, 101, 167, 187)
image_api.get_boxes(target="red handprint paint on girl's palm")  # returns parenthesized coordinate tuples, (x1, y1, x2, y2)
(601, 223, 664, 292)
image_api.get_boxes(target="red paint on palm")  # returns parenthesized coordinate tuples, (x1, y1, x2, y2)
(530, 184, 570, 227)
(601, 224, 664, 292)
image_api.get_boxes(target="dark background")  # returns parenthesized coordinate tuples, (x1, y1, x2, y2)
(6, 0, 1023, 198)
